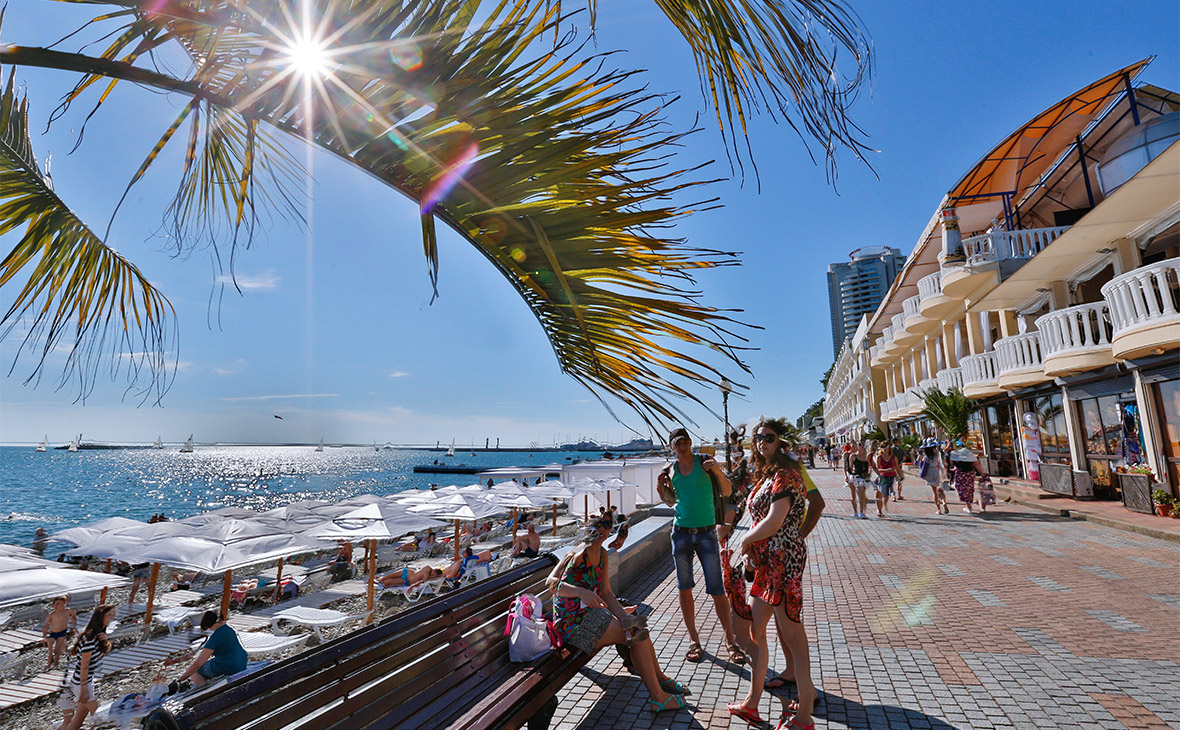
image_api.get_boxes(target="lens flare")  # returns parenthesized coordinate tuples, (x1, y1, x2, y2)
(390, 43, 424, 71)
(284, 37, 330, 78)
(510, 246, 526, 263)
(420, 143, 479, 213)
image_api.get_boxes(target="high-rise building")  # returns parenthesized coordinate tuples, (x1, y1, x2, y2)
(827, 246, 906, 356)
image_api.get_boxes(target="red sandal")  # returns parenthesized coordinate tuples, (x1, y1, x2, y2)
(727, 702, 766, 726)
(777, 715, 814, 730)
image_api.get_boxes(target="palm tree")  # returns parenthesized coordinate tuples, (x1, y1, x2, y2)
(0, 0, 871, 426)
(921, 387, 978, 441)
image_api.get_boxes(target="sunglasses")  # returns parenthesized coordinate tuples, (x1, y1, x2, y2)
(752, 433, 779, 444)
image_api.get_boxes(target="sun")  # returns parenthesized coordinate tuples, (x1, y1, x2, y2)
(284, 36, 330, 78)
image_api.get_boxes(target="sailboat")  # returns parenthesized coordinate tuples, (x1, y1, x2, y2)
(445, 439, 456, 458)
(68, 434, 80, 452)
(314, 438, 324, 453)
(36, 436, 48, 452)
(179, 435, 194, 453)
(152, 436, 163, 450)
(374, 441, 380, 452)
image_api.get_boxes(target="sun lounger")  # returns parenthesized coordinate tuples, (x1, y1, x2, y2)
(0, 627, 43, 654)
(193, 631, 308, 659)
(150, 606, 204, 635)
(378, 577, 443, 605)
(269, 606, 370, 641)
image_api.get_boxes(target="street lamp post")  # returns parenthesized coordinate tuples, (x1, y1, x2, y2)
(720, 377, 733, 470)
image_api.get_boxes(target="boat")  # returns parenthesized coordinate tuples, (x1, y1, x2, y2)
(179, 435, 194, 453)
(152, 436, 163, 450)
(36, 436, 48, 453)
(374, 441, 380, 452)
(315, 438, 324, 453)
(68, 434, 80, 453)
(445, 439, 456, 458)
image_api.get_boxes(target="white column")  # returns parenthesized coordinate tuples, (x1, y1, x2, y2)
(1060, 385, 1087, 472)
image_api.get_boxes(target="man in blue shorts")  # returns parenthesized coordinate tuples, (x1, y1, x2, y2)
(175, 611, 248, 688)
(657, 427, 743, 664)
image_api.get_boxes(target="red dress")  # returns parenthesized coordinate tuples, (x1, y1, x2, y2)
(747, 466, 809, 622)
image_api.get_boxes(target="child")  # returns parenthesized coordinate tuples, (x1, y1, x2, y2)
(918, 446, 948, 515)
(43, 596, 77, 670)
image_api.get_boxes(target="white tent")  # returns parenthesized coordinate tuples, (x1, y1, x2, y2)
(408, 494, 507, 560)
(50, 516, 148, 547)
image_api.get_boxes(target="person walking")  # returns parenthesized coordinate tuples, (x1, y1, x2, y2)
(657, 427, 743, 664)
(870, 443, 899, 517)
(890, 438, 908, 500)
(55, 604, 115, 730)
(949, 442, 984, 513)
(918, 443, 948, 514)
(728, 418, 824, 730)
(549, 515, 686, 712)
(844, 443, 870, 518)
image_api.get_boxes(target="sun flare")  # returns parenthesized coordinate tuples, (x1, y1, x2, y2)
(284, 37, 330, 78)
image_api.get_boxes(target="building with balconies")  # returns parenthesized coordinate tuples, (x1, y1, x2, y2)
(821, 60, 1180, 513)
(827, 246, 906, 356)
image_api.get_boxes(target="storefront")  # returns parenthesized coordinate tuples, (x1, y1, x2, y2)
(1063, 373, 1139, 501)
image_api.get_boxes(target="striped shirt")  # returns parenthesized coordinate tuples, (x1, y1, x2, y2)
(66, 636, 106, 687)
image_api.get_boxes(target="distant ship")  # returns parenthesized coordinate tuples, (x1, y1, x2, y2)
(36, 436, 48, 453)
(179, 435, 194, 453)
(152, 436, 164, 450)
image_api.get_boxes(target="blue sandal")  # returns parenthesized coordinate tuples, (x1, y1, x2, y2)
(647, 694, 686, 713)
(659, 678, 688, 695)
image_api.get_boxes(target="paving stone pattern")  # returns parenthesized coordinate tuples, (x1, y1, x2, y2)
(551, 466, 1180, 729)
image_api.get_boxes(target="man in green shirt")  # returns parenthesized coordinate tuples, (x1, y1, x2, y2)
(657, 427, 742, 664)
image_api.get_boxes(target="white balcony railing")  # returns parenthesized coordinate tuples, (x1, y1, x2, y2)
(891, 312, 907, 332)
(902, 295, 923, 323)
(918, 377, 938, 394)
(881, 325, 894, 346)
(961, 351, 998, 387)
(1035, 302, 1113, 357)
(936, 367, 963, 392)
(962, 226, 1070, 268)
(917, 271, 943, 303)
(995, 332, 1044, 375)
(1101, 257, 1180, 337)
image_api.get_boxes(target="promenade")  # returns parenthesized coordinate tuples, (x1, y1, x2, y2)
(552, 466, 1180, 729)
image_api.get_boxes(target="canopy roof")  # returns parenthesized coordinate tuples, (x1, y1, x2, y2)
(0, 554, 129, 610)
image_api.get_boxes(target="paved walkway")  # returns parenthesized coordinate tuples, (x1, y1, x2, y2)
(552, 466, 1180, 729)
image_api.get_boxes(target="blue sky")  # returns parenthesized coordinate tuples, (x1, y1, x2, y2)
(1, 0, 1177, 447)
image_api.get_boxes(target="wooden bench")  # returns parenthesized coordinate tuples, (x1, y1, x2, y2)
(143, 555, 593, 730)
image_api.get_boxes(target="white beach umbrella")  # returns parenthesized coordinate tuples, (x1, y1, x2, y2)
(0, 560, 130, 610)
(522, 479, 574, 533)
(408, 494, 506, 560)
(50, 516, 148, 546)
(0, 544, 38, 558)
(179, 506, 258, 526)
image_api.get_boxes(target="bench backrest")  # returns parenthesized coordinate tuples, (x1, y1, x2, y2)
(157, 555, 559, 730)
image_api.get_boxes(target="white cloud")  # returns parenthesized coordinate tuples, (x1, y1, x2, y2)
(388, 370, 410, 378)
(216, 270, 281, 291)
(220, 393, 338, 402)
(211, 358, 248, 376)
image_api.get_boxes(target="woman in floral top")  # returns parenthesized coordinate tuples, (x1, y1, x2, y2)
(548, 516, 686, 713)
(728, 419, 825, 730)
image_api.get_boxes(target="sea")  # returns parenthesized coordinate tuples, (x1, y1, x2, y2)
(0, 445, 605, 555)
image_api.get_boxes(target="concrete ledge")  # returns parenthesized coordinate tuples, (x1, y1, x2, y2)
(546, 516, 674, 593)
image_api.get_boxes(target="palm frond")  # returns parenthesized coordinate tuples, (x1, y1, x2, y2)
(0, 66, 175, 402)
(920, 387, 978, 439)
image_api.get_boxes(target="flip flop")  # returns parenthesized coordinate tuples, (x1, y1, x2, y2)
(659, 678, 689, 695)
(764, 675, 796, 690)
(685, 642, 703, 662)
(727, 702, 766, 726)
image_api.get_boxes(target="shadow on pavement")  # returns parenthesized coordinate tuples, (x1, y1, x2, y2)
(779, 687, 967, 730)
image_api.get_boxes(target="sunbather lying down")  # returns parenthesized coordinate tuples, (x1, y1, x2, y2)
(380, 565, 444, 588)
(442, 549, 494, 580)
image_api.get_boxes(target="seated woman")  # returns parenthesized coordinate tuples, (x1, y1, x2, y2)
(442, 548, 494, 580)
(380, 565, 443, 588)
(548, 516, 686, 713)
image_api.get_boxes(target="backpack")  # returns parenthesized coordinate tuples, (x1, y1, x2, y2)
(504, 593, 558, 662)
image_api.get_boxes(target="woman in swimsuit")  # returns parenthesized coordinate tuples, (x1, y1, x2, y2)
(380, 565, 443, 588)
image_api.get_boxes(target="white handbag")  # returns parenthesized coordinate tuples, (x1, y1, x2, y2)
(505, 593, 555, 662)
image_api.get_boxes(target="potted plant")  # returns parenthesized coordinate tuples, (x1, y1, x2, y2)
(1151, 489, 1175, 517)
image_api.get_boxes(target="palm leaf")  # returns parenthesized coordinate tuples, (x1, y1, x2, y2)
(0, 66, 175, 402)
(3, 0, 764, 429)
(920, 387, 978, 439)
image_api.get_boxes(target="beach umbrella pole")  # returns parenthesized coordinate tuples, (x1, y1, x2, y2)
(99, 559, 112, 603)
(366, 539, 376, 624)
(453, 520, 461, 561)
(552, 502, 557, 535)
(219, 570, 233, 621)
(511, 508, 518, 543)
(272, 558, 285, 605)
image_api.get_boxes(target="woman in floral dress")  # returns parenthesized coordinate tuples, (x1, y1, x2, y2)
(728, 419, 825, 730)
(549, 516, 686, 713)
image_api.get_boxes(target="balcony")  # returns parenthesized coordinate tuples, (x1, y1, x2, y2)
(891, 311, 921, 347)
(1101, 257, 1180, 360)
(936, 366, 963, 393)
(901, 295, 938, 340)
(917, 270, 959, 320)
(961, 351, 1003, 398)
(941, 226, 1069, 300)
(995, 332, 1049, 390)
(880, 325, 904, 358)
(1035, 302, 1116, 377)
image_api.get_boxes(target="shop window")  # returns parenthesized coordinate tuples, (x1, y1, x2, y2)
(966, 412, 985, 452)
(1098, 396, 1123, 457)
(1080, 399, 1107, 455)
(1155, 379, 1180, 493)
(985, 403, 1017, 477)
(1031, 394, 1070, 466)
